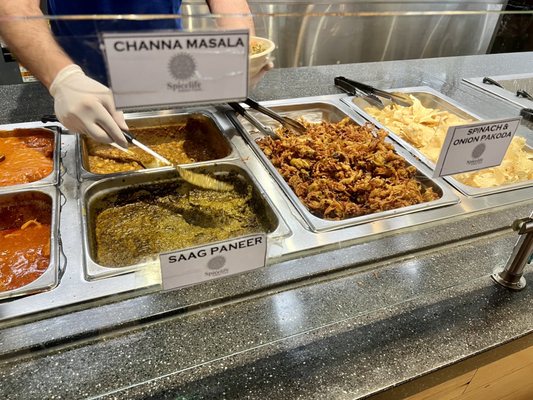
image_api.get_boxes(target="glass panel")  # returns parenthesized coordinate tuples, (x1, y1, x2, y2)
(0, 4, 531, 398)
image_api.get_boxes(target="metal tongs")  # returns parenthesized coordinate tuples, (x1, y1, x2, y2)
(482, 78, 533, 102)
(334, 76, 413, 107)
(229, 97, 307, 137)
(228, 102, 280, 139)
(517, 90, 533, 101)
(482, 77, 504, 88)
(114, 131, 234, 192)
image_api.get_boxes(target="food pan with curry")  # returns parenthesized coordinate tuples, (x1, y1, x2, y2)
(81, 165, 279, 279)
(342, 87, 533, 196)
(78, 112, 233, 179)
(0, 127, 60, 192)
(228, 97, 459, 232)
(0, 188, 60, 300)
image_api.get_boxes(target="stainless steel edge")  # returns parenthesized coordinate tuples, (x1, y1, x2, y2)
(0, 110, 532, 322)
(463, 73, 533, 110)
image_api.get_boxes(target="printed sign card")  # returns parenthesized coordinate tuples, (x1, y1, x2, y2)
(433, 117, 521, 177)
(159, 234, 267, 290)
(102, 30, 249, 108)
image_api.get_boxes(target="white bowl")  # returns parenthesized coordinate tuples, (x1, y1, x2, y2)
(249, 36, 275, 76)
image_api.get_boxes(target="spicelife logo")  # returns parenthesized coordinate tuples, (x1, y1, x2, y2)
(471, 143, 486, 159)
(207, 256, 226, 270)
(167, 53, 202, 92)
(205, 256, 228, 277)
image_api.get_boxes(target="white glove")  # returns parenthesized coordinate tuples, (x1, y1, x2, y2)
(49, 64, 129, 148)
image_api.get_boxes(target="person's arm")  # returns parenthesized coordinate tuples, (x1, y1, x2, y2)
(0, 0, 128, 147)
(207, 0, 273, 88)
(0, 0, 71, 88)
(206, 0, 255, 35)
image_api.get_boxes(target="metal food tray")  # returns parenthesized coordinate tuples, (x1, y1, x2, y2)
(0, 125, 61, 194)
(0, 187, 61, 300)
(227, 95, 459, 232)
(80, 163, 289, 280)
(340, 86, 482, 170)
(77, 109, 238, 181)
(1, 117, 531, 322)
(463, 73, 533, 109)
(341, 86, 533, 197)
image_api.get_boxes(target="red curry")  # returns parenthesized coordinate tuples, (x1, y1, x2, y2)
(0, 128, 54, 187)
(0, 219, 51, 291)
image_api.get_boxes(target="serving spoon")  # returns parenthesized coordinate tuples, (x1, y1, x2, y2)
(119, 130, 233, 192)
(40, 114, 233, 191)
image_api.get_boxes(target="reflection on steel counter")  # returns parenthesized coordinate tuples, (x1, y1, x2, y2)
(250, 1, 504, 67)
(490, 0, 533, 54)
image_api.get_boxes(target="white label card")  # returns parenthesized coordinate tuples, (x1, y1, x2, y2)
(159, 234, 267, 291)
(433, 117, 521, 177)
(102, 30, 249, 108)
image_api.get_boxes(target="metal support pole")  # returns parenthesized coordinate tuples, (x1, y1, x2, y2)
(492, 214, 533, 291)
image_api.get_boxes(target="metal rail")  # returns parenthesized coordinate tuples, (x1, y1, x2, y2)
(492, 211, 533, 290)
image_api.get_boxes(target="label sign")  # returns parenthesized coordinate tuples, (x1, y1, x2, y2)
(433, 117, 521, 177)
(159, 234, 267, 291)
(102, 30, 249, 108)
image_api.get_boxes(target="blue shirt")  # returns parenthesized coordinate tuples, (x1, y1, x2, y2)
(47, 1, 182, 84)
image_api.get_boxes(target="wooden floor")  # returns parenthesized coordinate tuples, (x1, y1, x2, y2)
(405, 345, 533, 400)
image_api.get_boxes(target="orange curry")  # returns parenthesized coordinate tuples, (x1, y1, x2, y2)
(0, 219, 51, 291)
(0, 128, 54, 187)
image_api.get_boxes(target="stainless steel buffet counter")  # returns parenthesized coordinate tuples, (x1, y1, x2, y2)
(1, 93, 530, 321)
(0, 52, 532, 400)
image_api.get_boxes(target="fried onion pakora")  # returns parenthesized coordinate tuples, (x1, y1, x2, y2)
(257, 118, 439, 220)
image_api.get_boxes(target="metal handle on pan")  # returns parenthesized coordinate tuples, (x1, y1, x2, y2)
(228, 102, 279, 139)
(334, 76, 358, 96)
(520, 108, 533, 122)
(243, 98, 307, 134)
(41, 114, 60, 123)
(517, 90, 533, 101)
(334, 76, 385, 108)
(334, 76, 413, 107)
(482, 77, 504, 88)
(335, 76, 377, 95)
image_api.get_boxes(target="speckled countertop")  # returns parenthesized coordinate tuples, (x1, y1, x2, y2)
(0, 52, 532, 399)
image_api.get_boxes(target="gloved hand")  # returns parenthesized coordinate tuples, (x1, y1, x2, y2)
(49, 64, 129, 148)
(249, 61, 274, 89)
